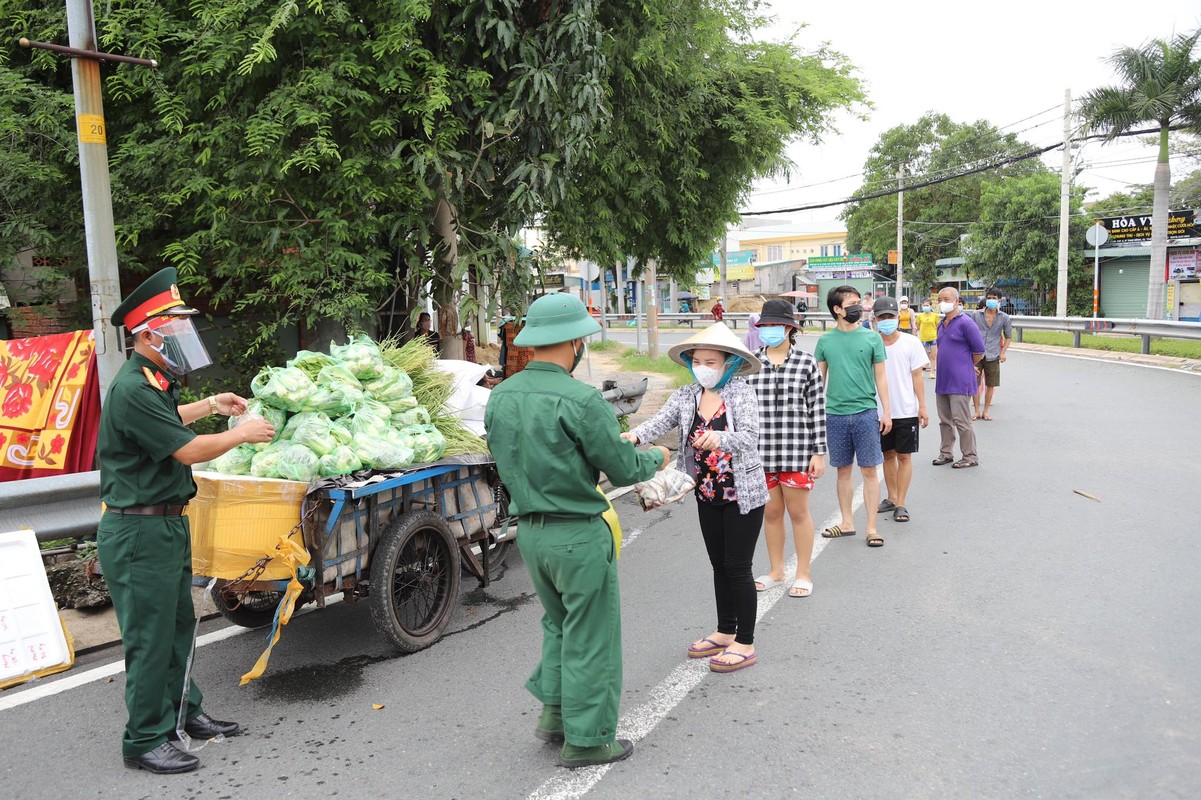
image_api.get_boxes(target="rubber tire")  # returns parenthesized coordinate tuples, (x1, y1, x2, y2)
(369, 509, 461, 652)
(210, 580, 284, 629)
(462, 538, 512, 582)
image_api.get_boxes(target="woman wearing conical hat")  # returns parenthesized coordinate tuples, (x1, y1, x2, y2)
(623, 322, 768, 673)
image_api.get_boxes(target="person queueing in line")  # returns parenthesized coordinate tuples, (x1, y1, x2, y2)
(745, 299, 827, 598)
(485, 293, 669, 769)
(624, 323, 768, 673)
(97, 268, 276, 774)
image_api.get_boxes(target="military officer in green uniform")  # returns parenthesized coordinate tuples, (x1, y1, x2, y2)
(97, 268, 276, 774)
(485, 293, 670, 769)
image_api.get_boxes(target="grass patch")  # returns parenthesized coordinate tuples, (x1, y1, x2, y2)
(1020, 331, 1201, 359)
(618, 349, 694, 387)
(588, 338, 624, 353)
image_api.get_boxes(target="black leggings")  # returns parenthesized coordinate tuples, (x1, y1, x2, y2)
(696, 501, 765, 645)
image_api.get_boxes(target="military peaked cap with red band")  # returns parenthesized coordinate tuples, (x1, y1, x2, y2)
(111, 267, 199, 330)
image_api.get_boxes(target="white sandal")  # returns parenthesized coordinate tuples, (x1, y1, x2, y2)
(754, 575, 785, 592)
(788, 579, 813, 598)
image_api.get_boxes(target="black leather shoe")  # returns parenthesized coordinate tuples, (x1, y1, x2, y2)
(180, 713, 240, 739)
(123, 742, 200, 774)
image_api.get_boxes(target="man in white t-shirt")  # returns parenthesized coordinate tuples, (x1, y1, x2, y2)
(872, 297, 929, 523)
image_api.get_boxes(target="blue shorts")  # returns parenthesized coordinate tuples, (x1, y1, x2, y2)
(827, 409, 884, 468)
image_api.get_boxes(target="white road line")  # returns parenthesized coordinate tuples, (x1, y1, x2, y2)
(527, 482, 866, 800)
(1013, 346, 1201, 375)
(0, 594, 343, 713)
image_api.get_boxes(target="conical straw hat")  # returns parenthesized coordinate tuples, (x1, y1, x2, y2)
(667, 322, 761, 376)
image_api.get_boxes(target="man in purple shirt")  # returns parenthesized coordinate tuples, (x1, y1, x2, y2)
(931, 287, 985, 468)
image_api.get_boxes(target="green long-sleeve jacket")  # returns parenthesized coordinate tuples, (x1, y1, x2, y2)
(484, 362, 661, 518)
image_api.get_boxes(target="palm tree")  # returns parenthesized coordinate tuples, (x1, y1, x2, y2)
(1079, 28, 1201, 319)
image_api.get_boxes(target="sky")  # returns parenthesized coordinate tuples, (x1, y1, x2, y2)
(740, 1, 1201, 236)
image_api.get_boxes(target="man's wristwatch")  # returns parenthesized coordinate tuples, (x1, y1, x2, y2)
(208, 396, 219, 416)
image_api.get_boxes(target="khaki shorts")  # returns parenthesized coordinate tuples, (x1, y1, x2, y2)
(978, 358, 1001, 387)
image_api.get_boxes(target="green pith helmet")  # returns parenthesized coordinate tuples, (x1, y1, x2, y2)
(111, 267, 198, 330)
(513, 293, 601, 347)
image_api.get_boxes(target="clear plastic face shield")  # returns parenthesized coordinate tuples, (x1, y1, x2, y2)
(138, 316, 212, 376)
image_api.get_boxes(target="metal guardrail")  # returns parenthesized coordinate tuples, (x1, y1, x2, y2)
(0, 470, 101, 544)
(600, 311, 837, 330)
(1010, 316, 1201, 354)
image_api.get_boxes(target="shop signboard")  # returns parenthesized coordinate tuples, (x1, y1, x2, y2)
(1100, 210, 1197, 243)
(1168, 250, 1198, 279)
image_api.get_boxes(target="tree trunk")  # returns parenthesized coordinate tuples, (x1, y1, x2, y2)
(1146, 125, 1171, 320)
(433, 196, 464, 359)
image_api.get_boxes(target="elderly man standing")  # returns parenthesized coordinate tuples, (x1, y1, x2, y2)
(931, 286, 986, 469)
(485, 293, 669, 769)
(970, 286, 1013, 421)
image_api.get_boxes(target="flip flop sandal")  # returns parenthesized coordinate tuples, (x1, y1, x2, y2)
(755, 575, 785, 592)
(821, 525, 857, 538)
(866, 532, 884, 547)
(788, 579, 813, 598)
(687, 638, 729, 659)
(877, 499, 897, 513)
(952, 460, 978, 469)
(932, 455, 954, 466)
(893, 506, 910, 523)
(709, 651, 757, 673)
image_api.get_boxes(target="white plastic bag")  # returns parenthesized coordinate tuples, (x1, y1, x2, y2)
(633, 466, 696, 511)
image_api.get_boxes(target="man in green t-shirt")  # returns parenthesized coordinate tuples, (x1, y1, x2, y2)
(814, 286, 892, 547)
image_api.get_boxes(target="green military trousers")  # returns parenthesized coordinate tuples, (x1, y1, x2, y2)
(97, 513, 203, 758)
(517, 516, 621, 748)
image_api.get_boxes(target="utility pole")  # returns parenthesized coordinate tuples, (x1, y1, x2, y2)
(719, 238, 728, 303)
(21, 3, 158, 402)
(1055, 88, 1072, 318)
(647, 258, 660, 359)
(896, 164, 904, 298)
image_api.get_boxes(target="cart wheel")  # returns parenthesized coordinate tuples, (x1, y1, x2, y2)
(370, 509, 461, 652)
(210, 580, 285, 629)
(462, 537, 512, 582)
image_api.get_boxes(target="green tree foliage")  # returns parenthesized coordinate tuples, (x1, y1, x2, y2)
(543, 0, 865, 281)
(966, 173, 1091, 315)
(842, 113, 1044, 295)
(1079, 27, 1201, 318)
(1087, 168, 1201, 216)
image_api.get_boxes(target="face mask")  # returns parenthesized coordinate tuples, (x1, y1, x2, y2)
(759, 325, 787, 347)
(985, 299, 999, 310)
(877, 319, 899, 335)
(691, 356, 743, 390)
(899, 302, 909, 309)
(921, 305, 931, 312)
(841, 304, 863, 324)
(571, 340, 587, 372)
(939, 301, 956, 314)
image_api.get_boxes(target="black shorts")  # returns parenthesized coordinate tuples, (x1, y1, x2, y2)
(880, 416, 920, 455)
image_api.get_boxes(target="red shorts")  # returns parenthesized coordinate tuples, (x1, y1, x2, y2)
(764, 471, 815, 491)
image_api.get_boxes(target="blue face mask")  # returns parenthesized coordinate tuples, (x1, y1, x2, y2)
(759, 325, 787, 347)
(877, 319, 899, 335)
(985, 299, 1000, 310)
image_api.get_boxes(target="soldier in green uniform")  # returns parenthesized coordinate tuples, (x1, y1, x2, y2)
(485, 293, 670, 769)
(97, 268, 276, 774)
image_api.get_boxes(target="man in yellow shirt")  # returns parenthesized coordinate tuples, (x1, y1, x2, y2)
(915, 299, 940, 379)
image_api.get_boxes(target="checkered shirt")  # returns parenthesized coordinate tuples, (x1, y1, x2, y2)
(745, 345, 828, 472)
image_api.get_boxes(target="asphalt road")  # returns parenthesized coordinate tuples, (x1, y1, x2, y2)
(2, 341, 1199, 799)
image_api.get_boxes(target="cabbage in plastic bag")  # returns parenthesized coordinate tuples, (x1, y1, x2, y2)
(330, 420, 353, 448)
(211, 443, 256, 475)
(250, 442, 288, 478)
(250, 366, 318, 412)
(287, 350, 339, 380)
(330, 334, 386, 380)
(319, 445, 364, 477)
(352, 432, 414, 471)
(276, 444, 320, 483)
(317, 363, 364, 391)
(396, 424, 446, 464)
(347, 408, 391, 440)
(362, 366, 414, 405)
(358, 397, 393, 422)
(300, 383, 363, 416)
(392, 406, 431, 428)
(281, 411, 331, 440)
(291, 414, 338, 456)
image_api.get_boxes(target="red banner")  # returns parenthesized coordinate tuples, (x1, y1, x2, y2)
(0, 331, 100, 481)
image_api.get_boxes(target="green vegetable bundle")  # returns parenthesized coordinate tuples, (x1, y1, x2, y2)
(331, 334, 386, 380)
(211, 443, 256, 475)
(251, 366, 318, 412)
(393, 406, 431, 428)
(287, 350, 339, 380)
(396, 424, 446, 464)
(352, 432, 415, 471)
(319, 445, 363, 477)
(291, 415, 339, 456)
(276, 444, 320, 483)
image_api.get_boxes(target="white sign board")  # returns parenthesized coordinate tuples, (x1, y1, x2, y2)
(0, 530, 72, 685)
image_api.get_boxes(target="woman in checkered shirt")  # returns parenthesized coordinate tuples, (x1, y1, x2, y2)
(745, 299, 827, 598)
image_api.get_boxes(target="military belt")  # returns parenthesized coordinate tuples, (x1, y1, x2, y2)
(519, 512, 600, 527)
(109, 504, 187, 516)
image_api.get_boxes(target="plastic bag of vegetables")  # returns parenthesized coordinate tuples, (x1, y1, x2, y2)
(251, 366, 318, 412)
(211, 443, 256, 475)
(330, 334, 386, 381)
(250, 442, 289, 478)
(317, 363, 364, 391)
(352, 432, 415, 471)
(346, 408, 391, 440)
(287, 350, 340, 380)
(358, 397, 393, 422)
(291, 414, 339, 456)
(392, 405, 431, 428)
(319, 445, 363, 477)
(280, 411, 331, 440)
(300, 383, 363, 416)
(396, 424, 447, 464)
(276, 444, 320, 483)
(330, 420, 353, 448)
(362, 366, 414, 405)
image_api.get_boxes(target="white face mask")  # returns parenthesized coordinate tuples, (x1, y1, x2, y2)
(939, 301, 956, 314)
(692, 364, 723, 389)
